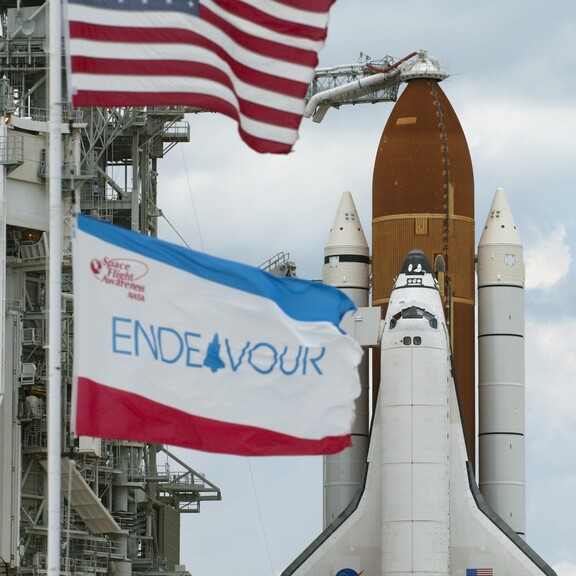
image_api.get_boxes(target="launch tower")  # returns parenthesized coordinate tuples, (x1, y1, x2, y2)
(0, 3, 221, 576)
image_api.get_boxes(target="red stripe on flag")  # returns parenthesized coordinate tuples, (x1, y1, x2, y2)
(68, 0, 335, 152)
(270, 0, 336, 13)
(70, 57, 303, 128)
(207, 0, 332, 43)
(71, 91, 298, 153)
(75, 377, 352, 456)
(69, 43, 306, 101)
(200, 4, 323, 64)
(69, 23, 311, 97)
(70, 18, 320, 72)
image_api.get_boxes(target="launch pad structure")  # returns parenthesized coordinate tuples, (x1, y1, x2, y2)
(0, 3, 225, 576)
(0, 1, 421, 575)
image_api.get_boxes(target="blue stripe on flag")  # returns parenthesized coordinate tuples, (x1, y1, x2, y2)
(76, 214, 355, 325)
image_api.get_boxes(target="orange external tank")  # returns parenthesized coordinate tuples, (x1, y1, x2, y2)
(372, 77, 476, 465)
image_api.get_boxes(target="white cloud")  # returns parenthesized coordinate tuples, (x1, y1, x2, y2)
(526, 317, 576, 451)
(524, 224, 571, 290)
(460, 99, 576, 175)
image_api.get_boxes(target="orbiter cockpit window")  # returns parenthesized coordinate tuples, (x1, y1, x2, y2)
(389, 306, 438, 329)
(401, 336, 422, 346)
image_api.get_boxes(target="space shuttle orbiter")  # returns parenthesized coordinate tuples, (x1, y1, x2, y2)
(282, 249, 555, 576)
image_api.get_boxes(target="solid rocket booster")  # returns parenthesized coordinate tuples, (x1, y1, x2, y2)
(477, 188, 526, 537)
(282, 251, 555, 576)
(371, 77, 476, 464)
(322, 191, 370, 527)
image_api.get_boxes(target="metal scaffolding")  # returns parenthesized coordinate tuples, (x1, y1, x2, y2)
(0, 3, 221, 576)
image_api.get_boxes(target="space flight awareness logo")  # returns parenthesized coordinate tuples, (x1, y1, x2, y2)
(90, 256, 148, 302)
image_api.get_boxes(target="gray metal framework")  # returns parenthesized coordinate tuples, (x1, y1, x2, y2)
(308, 54, 402, 106)
(0, 4, 221, 576)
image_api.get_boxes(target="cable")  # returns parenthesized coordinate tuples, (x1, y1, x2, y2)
(160, 211, 192, 249)
(246, 458, 276, 576)
(156, 142, 205, 252)
(180, 143, 205, 253)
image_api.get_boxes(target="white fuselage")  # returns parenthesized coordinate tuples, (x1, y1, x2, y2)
(380, 256, 450, 575)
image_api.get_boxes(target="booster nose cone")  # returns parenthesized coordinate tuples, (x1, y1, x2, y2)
(323, 191, 370, 293)
(479, 187, 522, 246)
(325, 191, 369, 252)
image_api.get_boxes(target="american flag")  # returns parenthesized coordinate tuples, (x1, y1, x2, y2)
(466, 568, 494, 576)
(67, 0, 335, 153)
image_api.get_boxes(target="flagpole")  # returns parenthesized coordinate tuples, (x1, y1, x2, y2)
(48, 0, 63, 576)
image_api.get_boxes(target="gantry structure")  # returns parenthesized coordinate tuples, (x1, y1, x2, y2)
(0, 4, 220, 576)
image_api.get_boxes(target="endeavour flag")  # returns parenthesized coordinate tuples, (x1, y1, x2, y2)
(72, 215, 362, 456)
(66, 0, 336, 154)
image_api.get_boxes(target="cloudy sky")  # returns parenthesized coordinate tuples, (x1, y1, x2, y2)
(152, 1, 576, 575)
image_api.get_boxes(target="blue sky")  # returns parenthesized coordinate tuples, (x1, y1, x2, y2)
(153, 2, 576, 575)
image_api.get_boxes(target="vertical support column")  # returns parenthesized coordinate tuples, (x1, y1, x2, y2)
(0, 136, 16, 565)
(47, 1, 63, 575)
(131, 131, 140, 231)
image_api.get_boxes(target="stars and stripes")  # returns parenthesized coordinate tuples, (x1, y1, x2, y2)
(466, 568, 494, 576)
(67, 0, 336, 153)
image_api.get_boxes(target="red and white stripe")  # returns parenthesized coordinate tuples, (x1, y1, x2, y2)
(68, 0, 335, 153)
